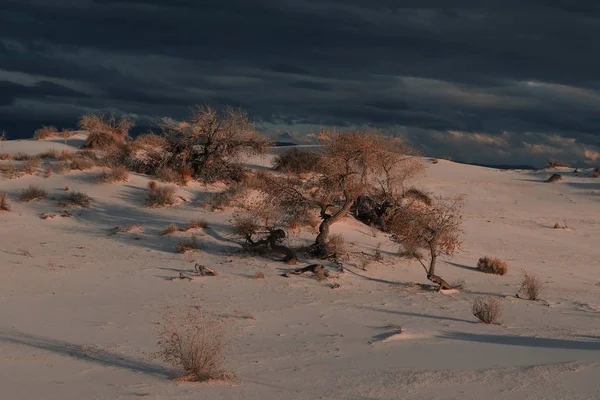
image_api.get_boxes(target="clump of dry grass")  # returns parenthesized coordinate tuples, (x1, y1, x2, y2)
(79, 113, 133, 150)
(147, 181, 177, 208)
(404, 187, 433, 206)
(476, 256, 508, 276)
(58, 191, 93, 208)
(19, 185, 48, 202)
(111, 224, 143, 234)
(161, 223, 178, 236)
(155, 166, 184, 185)
(38, 149, 58, 159)
(23, 156, 42, 174)
(69, 157, 96, 171)
(472, 296, 502, 324)
(0, 153, 11, 160)
(518, 272, 543, 300)
(200, 184, 247, 211)
(326, 234, 346, 257)
(154, 308, 234, 382)
(176, 234, 201, 253)
(33, 125, 58, 140)
(0, 163, 24, 179)
(272, 148, 322, 173)
(546, 159, 570, 168)
(0, 193, 10, 211)
(253, 272, 265, 279)
(180, 219, 208, 232)
(96, 166, 129, 183)
(546, 173, 562, 183)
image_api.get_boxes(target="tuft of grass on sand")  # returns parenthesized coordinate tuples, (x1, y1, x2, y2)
(57, 191, 94, 208)
(147, 181, 177, 208)
(476, 256, 508, 276)
(176, 234, 201, 253)
(0, 193, 10, 211)
(19, 185, 48, 202)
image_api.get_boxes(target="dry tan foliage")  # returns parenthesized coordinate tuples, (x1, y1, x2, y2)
(33, 125, 58, 140)
(253, 272, 265, 279)
(519, 272, 543, 300)
(200, 184, 247, 211)
(180, 219, 208, 232)
(154, 308, 234, 382)
(161, 223, 178, 236)
(472, 296, 503, 324)
(388, 196, 464, 287)
(96, 166, 129, 183)
(112, 224, 143, 234)
(159, 105, 269, 182)
(259, 129, 422, 256)
(0, 153, 11, 160)
(23, 156, 42, 174)
(19, 185, 48, 202)
(404, 187, 432, 206)
(44, 167, 52, 178)
(155, 166, 186, 186)
(326, 234, 347, 257)
(147, 182, 176, 208)
(38, 149, 59, 159)
(546, 173, 562, 182)
(69, 156, 96, 171)
(272, 148, 322, 173)
(477, 256, 508, 276)
(134, 133, 166, 148)
(176, 234, 201, 253)
(0, 193, 10, 211)
(546, 159, 570, 168)
(79, 113, 134, 150)
(58, 191, 94, 208)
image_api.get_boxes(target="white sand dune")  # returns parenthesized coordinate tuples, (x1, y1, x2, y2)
(1, 140, 599, 399)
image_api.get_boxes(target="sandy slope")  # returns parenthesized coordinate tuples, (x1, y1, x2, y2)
(1, 139, 599, 400)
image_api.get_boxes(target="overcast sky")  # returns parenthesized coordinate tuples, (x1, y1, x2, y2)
(2, 0, 600, 167)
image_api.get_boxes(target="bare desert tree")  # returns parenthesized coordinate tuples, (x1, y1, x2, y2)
(159, 105, 270, 182)
(388, 196, 464, 289)
(260, 128, 421, 257)
(78, 112, 134, 149)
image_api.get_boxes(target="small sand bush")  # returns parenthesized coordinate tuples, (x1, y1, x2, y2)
(546, 159, 570, 168)
(13, 152, 33, 161)
(19, 185, 48, 202)
(327, 234, 346, 257)
(476, 256, 508, 276)
(135, 133, 166, 148)
(38, 150, 58, 159)
(253, 272, 265, 279)
(472, 296, 502, 324)
(546, 173, 562, 183)
(147, 181, 177, 208)
(154, 308, 233, 382)
(272, 148, 321, 173)
(161, 223, 178, 236)
(156, 166, 186, 185)
(0, 153, 11, 160)
(33, 125, 58, 140)
(176, 234, 201, 253)
(96, 166, 129, 183)
(201, 184, 247, 211)
(58, 191, 93, 208)
(69, 157, 96, 171)
(79, 113, 133, 150)
(404, 187, 432, 206)
(180, 219, 208, 232)
(0, 193, 10, 211)
(0, 163, 24, 179)
(518, 272, 543, 300)
(23, 156, 42, 174)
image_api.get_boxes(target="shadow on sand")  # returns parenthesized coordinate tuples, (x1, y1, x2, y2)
(0, 329, 174, 377)
(439, 331, 600, 350)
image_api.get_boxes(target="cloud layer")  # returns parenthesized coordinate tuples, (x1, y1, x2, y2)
(2, 0, 600, 166)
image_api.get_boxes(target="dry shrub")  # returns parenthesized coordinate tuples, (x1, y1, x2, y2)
(272, 148, 322, 173)
(134, 133, 166, 148)
(201, 184, 247, 211)
(253, 272, 265, 279)
(180, 219, 207, 232)
(0, 163, 24, 179)
(69, 156, 96, 171)
(50, 161, 70, 174)
(0, 193, 10, 211)
(96, 166, 129, 183)
(161, 223, 178, 236)
(79, 113, 133, 150)
(154, 308, 233, 382)
(0, 153, 11, 160)
(33, 125, 58, 140)
(546, 159, 570, 168)
(147, 181, 177, 208)
(156, 166, 186, 185)
(58, 191, 93, 208)
(546, 173, 562, 183)
(13, 152, 33, 161)
(19, 185, 48, 202)
(326, 234, 346, 257)
(176, 234, 200, 253)
(404, 187, 432, 206)
(518, 272, 543, 300)
(38, 149, 58, 159)
(112, 224, 143, 234)
(23, 156, 42, 174)
(592, 167, 599, 178)
(472, 296, 502, 324)
(476, 256, 508, 276)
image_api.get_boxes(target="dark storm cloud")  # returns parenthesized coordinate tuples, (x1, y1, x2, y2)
(2, 0, 600, 165)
